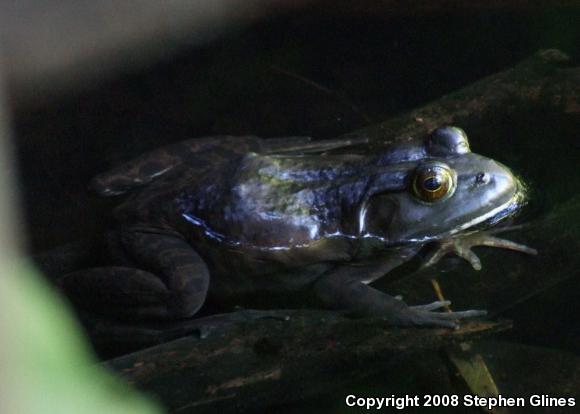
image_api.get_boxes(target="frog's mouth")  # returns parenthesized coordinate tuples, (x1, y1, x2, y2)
(450, 179, 528, 237)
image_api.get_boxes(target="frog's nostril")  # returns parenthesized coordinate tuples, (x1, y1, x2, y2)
(475, 172, 489, 184)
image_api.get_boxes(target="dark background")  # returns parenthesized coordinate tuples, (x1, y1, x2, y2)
(14, 5, 579, 252)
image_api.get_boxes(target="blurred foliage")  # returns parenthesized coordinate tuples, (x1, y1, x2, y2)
(0, 261, 162, 413)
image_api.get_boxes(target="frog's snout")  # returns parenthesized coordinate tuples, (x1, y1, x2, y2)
(474, 159, 527, 225)
(486, 160, 522, 200)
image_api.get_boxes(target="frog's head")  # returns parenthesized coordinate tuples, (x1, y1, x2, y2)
(362, 127, 527, 244)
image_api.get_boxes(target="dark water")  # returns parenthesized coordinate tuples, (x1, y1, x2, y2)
(14, 6, 580, 414)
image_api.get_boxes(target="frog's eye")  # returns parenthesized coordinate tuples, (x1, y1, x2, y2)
(412, 163, 456, 202)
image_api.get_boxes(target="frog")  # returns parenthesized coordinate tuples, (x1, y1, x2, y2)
(57, 126, 536, 331)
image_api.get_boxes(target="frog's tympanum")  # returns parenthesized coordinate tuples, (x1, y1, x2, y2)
(61, 127, 536, 329)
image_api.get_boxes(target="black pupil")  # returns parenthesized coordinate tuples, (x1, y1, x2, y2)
(423, 175, 441, 191)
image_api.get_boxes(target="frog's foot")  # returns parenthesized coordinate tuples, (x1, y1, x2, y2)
(422, 228, 537, 271)
(405, 301, 487, 329)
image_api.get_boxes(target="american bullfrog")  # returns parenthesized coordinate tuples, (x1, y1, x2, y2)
(58, 126, 535, 329)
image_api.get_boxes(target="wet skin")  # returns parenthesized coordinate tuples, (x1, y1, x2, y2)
(60, 127, 535, 328)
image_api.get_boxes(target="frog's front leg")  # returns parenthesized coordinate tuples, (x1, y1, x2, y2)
(423, 226, 537, 271)
(312, 266, 486, 328)
(60, 231, 209, 320)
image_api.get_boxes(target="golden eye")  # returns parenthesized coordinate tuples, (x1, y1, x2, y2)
(412, 163, 456, 202)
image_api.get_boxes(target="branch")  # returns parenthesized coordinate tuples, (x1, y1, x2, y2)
(342, 49, 578, 143)
(105, 310, 509, 414)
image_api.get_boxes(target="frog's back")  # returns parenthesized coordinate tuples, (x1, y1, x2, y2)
(111, 145, 243, 229)
(174, 151, 375, 249)
(96, 135, 369, 239)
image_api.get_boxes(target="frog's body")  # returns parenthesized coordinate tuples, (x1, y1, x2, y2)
(58, 127, 535, 328)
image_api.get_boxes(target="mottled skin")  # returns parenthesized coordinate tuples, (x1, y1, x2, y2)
(60, 127, 535, 329)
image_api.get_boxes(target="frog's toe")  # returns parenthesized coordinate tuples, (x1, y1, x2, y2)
(421, 245, 451, 268)
(440, 309, 487, 319)
(475, 235, 538, 256)
(457, 247, 482, 271)
(410, 300, 451, 311)
(405, 307, 487, 329)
